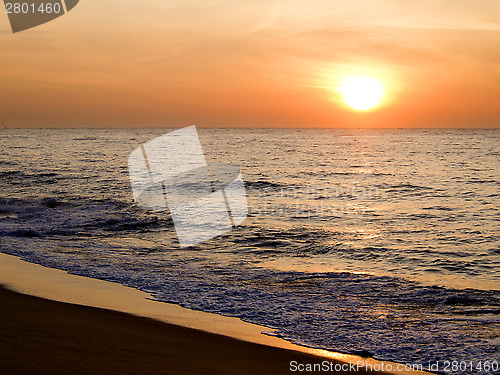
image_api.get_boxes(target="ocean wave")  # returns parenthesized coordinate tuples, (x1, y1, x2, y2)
(0, 197, 167, 237)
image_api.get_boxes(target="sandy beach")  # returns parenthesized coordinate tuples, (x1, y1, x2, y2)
(0, 284, 399, 375)
(0, 284, 375, 375)
(0, 253, 432, 375)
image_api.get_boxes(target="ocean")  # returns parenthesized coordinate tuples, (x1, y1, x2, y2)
(0, 128, 498, 374)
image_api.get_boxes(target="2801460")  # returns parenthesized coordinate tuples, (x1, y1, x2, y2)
(5, 2, 62, 14)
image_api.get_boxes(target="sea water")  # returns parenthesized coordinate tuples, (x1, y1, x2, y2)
(0, 128, 498, 374)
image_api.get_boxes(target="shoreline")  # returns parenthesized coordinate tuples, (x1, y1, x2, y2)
(0, 252, 433, 375)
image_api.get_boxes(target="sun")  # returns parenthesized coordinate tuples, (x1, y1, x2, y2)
(338, 76, 384, 111)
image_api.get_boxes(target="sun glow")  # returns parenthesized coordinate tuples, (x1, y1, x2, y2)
(338, 76, 384, 111)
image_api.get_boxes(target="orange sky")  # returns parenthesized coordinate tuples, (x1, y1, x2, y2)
(1, 0, 500, 128)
